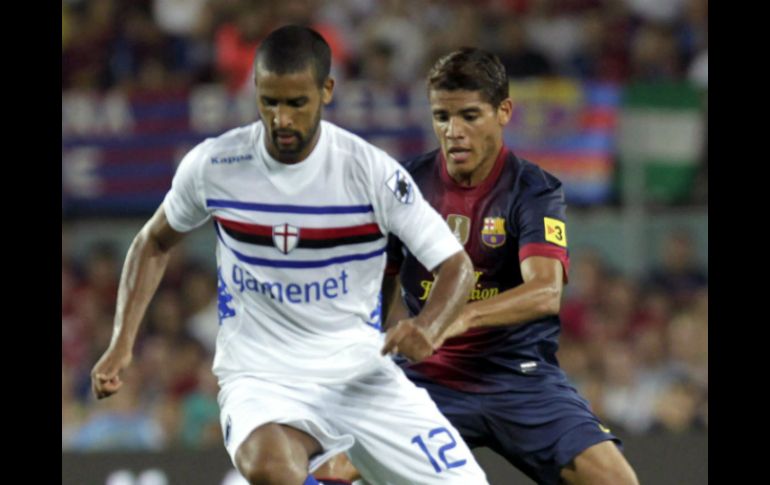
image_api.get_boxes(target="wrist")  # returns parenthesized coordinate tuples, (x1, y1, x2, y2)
(412, 317, 440, 345)
(109, 335, 134, 355)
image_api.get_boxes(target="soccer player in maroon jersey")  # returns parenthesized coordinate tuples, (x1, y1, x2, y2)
(317, 48, 639, 485)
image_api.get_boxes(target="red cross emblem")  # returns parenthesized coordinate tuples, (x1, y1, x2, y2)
(272, 223, 300, 254)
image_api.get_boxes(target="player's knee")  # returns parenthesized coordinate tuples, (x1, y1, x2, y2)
(583, 456, 639, 485)
(563, 442, 639, 485)
(236, 440, 307, 485)
(594, 463, 639, 485)
(238, 454, 306, 485)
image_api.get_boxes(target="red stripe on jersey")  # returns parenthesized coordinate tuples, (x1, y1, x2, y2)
(214, 217, 381, 239)
(301, 223, 381, 239)
(215, 217, 272, 236)
(519, 242, 570, 283)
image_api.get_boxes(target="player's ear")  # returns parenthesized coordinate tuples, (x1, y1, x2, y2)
(496, 98, 513, 126)
(321, 77, 335, 105)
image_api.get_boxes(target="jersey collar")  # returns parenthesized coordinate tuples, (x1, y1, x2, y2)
(438, 145, 509, 195)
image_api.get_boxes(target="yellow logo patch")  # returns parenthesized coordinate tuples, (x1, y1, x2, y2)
(599, 424, 612, 434)
(544, 217, 567, 247)
(446, 214, 471, 245)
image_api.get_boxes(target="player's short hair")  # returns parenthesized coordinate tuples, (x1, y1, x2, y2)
(428, 47, 509, 107)
(255, 25, 331, 87)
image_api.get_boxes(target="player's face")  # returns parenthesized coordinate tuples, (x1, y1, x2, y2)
(429, 89, 512, 186)
(255, 64, 334, 164)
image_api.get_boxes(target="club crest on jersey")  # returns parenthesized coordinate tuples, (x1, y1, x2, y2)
(446, 214, 471, 245)
(481, 217, 506, 248)
(272, 223, 300, 254)
(385, 169, 415, 204)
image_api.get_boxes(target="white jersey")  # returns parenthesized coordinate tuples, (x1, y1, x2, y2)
(163, 120, 462, 386)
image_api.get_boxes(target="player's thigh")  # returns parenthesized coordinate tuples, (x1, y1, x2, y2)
(234, 422, 320, 481)
(484, 385, 621, 485)
(219, 376, 355, 473)
(560, 440, 639, 485)
(332, 361, 488, 485)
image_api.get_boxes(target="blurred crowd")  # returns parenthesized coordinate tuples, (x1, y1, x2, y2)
(62, 233, 222, 451)
(559, 229, 708, 435)
(61, 225, 707, 451)
(62, 0, 708, 94)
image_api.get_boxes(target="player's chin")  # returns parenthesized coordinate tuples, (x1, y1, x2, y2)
(447, 162, 475, 178)
(277, 145, 300, 154)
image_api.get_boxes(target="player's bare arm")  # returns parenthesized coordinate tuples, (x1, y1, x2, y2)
(439, 255, 563, 343)
(90, 205, 186, 400)
(382, 250, 474, 361)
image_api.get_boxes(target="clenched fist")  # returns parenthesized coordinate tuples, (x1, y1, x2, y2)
(381, 318, 437, 362)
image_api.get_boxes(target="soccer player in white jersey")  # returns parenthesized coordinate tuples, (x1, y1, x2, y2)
(91, 25, 489, 485)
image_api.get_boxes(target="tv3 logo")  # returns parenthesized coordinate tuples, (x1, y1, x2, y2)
(411, 427, 467, 473)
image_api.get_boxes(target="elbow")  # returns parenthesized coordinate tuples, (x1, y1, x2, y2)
(539, 284, 562, 316)
(132, 227, 166, 257)
(130, 230, 150, 253)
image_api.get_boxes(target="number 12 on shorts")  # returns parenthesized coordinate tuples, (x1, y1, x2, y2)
(411, 427, 467, 473)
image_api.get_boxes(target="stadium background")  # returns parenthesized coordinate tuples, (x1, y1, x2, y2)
(62, 0, 708, 483)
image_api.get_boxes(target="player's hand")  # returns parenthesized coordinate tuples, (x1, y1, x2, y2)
(90, 346, 132, 400)
(381, 318, 436, 362)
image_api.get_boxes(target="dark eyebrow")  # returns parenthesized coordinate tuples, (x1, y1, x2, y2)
(261, 96, 309, 104)
(431, 107, 482, 116)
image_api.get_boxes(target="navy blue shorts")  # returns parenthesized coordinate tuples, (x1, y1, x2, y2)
(403, 367, 621, 485)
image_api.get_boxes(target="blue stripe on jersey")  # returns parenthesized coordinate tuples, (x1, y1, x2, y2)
(228, 244, 387, 268)
(206, 199, 374, 214)
(214, 222, 386, 268)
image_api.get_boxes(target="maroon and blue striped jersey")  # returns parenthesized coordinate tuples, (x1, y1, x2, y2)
(388, 147, 571, 393)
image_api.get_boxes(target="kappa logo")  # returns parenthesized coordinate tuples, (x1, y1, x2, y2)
(481, 217, 506, 248)
(273, 223, 300, 254)
(211, 154, 253, 164)
(385, 170, 415, 204)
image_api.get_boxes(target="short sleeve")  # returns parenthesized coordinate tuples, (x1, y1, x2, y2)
(162, 143, 211, 232)
(513, 178, 570, 281)
(368, 153, 462, 272)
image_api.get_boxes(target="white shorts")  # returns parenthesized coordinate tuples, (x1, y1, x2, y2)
(218, 359, 488, 484)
